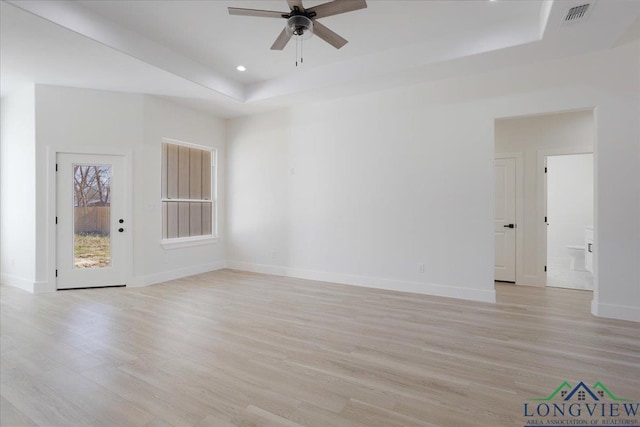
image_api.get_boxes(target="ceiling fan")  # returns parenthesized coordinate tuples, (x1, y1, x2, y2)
(228, 0, 367, 50)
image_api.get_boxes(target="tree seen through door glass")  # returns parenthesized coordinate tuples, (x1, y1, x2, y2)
(73, 164, 111, 268)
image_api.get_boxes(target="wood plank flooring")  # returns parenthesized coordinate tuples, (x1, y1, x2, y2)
(1, 270, 639, 426)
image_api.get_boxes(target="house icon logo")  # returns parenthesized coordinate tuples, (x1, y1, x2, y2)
(531, 381, 631, 402)
(523, 381, 639, 426)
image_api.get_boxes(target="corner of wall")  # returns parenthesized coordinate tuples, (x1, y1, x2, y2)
(1, 85, 37, 289)
(592, 301, 640, 323)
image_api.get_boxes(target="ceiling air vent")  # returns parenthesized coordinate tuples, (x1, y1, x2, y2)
(564, 4, 590, 22)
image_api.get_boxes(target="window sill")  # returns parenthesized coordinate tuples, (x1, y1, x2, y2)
(161, 235, 219, 250)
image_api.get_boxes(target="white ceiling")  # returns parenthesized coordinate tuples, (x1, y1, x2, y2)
(2, 0, 640, 117)
(76, 0, 543, 85)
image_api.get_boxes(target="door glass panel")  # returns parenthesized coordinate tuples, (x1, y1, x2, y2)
(73, 164, 111, 268)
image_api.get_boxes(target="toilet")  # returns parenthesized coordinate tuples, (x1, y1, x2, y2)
(566, 245, 586, 271)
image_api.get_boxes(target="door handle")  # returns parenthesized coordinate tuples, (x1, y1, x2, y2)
(503, 224, 515, 229)
(588, 243, 593, 253)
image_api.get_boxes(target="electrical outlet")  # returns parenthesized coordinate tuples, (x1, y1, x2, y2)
(418, 263, 425, 273)
(270, 250, 277, 260)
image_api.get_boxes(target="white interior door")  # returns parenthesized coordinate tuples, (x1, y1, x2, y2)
(495, 158, 516, 282)
(56, 153, 126, 289)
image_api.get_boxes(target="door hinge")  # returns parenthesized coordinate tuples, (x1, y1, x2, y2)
(55, 163, 58, 172)
(55, 269, 58, 277)
(545, 216, 547, 223)
(544, 167, 547, 173)
(55, 216, 58, 224)
(544, 266, 547, 272)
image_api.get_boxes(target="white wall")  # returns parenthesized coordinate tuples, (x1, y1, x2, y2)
(227, 41, 640, 321)
(140, 95, 226, 284)
(227, 104, 496, 302)
(34, 86, 143, 291)
(547, 154, 594, 262)
(25, 85, 225, 291)
(0, 85, 36, 291)
(495, 110, 594, 285)
(1, 44, 638, 321)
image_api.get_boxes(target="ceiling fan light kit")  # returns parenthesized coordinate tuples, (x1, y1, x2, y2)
(228, 0, 367, 65)
(285, 15, 313, 40)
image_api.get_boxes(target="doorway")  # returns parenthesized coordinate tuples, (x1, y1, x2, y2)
(56, 153, 127, 289)
(545, 153, 594, 290)
(494, 109, 595, 288)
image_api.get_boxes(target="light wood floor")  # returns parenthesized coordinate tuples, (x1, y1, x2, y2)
(1, 270, 639, 427)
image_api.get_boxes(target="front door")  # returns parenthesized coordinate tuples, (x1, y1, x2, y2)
(56, 153, 127, 289)
(495, 157, 516, 282)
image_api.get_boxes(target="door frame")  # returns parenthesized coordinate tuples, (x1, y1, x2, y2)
(537, 147, 594, 288)
(495, 152, 524, 284)
(46, 146, 133, 292)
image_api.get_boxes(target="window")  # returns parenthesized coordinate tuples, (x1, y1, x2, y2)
(161, 140, 215, 242)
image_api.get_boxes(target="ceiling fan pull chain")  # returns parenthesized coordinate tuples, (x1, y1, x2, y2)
(301, 38, 304, 64)
(296, 36, 298, 67)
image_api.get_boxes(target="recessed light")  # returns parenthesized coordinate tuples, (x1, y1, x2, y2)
(236, 65, 246, 72)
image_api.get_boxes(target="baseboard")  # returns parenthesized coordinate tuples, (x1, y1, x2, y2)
(33, 280, 54, 293)
(225, 261, 496, 303)
(0, 273, 35, 293)
(128, 260, 226, 287)
(591, 300, 640, 322)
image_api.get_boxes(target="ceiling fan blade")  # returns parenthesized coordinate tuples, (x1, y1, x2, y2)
(312, 21, 348, 49)
(271, 27, 292, 50)
(287, 0, 304, 11)
(228, 7, 288, 18)
(307, 0, 367, 19)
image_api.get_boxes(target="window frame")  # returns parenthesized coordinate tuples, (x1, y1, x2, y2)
(160, 138, 218, 249)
